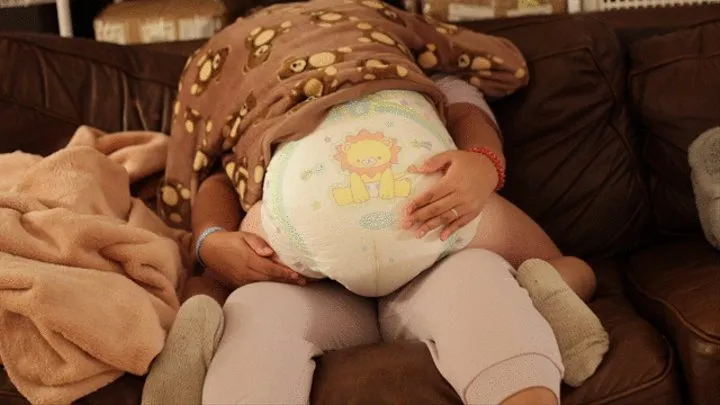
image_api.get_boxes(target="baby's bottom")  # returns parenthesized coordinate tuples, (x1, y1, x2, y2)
(203, 249, 563, 405)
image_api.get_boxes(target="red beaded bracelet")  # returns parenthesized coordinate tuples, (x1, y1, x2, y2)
(470, 146, 506, 191)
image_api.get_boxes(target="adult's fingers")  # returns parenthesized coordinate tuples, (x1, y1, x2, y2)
(418, 151, 453, 173)
(243, 232, 274, 257)
(405, 181, 453, 218)
(403, 193, 457, 229)
(440, 213, 475, 241)
(415, 206, 462, 238)
(248, 254, 306, 285)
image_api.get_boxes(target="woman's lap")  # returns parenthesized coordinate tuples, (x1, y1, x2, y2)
(205, 249, 562, 404)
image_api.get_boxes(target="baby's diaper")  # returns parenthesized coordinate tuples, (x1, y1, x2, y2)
(261, 90, 479, 297)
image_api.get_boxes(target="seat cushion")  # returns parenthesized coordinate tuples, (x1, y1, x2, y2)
(626, 237, 720, 405)
(629, 21, 720, 236)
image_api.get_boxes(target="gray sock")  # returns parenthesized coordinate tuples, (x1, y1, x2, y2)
(516, 259, 609, 387)
(141, 295, 224, 405)
(688, 127, 720, 250)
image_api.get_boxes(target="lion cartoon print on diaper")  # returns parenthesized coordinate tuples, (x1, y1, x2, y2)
(332, 130, 414, 206)
(260, 90, 480, 297)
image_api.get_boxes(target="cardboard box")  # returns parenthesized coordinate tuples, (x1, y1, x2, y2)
(94, 0, 227, 45)
(421, 0, 566, 21)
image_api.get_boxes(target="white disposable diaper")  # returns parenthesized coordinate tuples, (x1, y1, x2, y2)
(261, 90, 479, 296)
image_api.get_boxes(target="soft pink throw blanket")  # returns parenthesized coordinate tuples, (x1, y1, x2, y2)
(0, 126, 190, 404)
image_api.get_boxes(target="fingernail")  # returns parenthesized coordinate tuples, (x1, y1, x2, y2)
(289, 272, 299, 280)
(263, 248, 273, 255)
(405, 205, 414, 215)
(402, 220, 413, 229)
(416, 228, 426, 238)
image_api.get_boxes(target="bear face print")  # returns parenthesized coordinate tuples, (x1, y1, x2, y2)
(183, 107, 203, 135)
(159, 180, 192, 227)
(355, 22, 409, 55)
(416, 43, 439, 70)
(303, 9, 354, 27)
(277, 47, 352, 80)
(358, 0, 406, 26)
(221, 93, 257, 150)
(456, 53, 493, 74)
(417, 14, 460, 35)
(189, 48, 229, 96)
(291, 73, 337, 101)
(356, 58, 410, 82)
(224, 156, 257, 211)
(245, 21, 293, 72)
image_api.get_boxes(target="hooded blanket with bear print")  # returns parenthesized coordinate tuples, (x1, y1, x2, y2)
(160, 0, 528, 230)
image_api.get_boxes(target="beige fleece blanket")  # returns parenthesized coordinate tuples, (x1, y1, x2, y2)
(0, 126, 191, 404)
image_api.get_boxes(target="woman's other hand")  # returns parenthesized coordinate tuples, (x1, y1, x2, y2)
(199, 230, 307, 287)
(402, 150, 498, 241)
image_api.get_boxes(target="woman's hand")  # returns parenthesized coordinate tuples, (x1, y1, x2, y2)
(199, 230, 307, 287)
(402, 150, 499, 241)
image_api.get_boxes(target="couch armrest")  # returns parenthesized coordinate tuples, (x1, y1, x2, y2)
(626, 238, 720, 405)
(0, 33, 186, 156)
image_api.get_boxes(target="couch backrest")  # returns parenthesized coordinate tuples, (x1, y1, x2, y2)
(2, 10, 719, 259)
(0, 33, 185, 156)
(464, 16, 652, 258)
(629, 22, 720, 237)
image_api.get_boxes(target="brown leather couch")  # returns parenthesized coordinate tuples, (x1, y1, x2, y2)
(1, 5, 719, 405)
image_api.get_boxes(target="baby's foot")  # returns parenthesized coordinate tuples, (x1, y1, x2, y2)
(516, 259, 609, 387)
(688, 127, 720, 250)
(141, 295, 224, 405)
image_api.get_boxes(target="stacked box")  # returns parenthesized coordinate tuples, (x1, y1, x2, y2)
(94, 0, 227, 44)
(420, 0, 567, 21)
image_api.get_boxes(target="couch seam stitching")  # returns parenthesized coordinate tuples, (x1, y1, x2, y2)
(591, 334, 677, 405)
(0, 93, 84, 128)
(629, 52, 720, 79)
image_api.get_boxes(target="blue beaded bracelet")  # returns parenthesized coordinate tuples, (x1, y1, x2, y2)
(195, 226, 226, 268)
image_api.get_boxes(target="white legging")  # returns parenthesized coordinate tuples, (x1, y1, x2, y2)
(203, 249, 563, 405)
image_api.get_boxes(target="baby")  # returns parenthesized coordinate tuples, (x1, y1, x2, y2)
(146, 1, 609, 404)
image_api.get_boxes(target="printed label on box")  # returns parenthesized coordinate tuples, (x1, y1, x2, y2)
(0, 0, 54, 8)
(506, 3, 553, 16)
(140, 19, 177, 43)
(178, 16, 217, 40)
(94, 20, 128, 44)
(447, 3, 496, 21)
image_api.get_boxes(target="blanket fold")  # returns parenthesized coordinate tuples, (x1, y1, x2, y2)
(0, 126, 190, 405)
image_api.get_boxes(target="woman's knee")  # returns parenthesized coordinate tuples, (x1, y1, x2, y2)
(547, 256, 597, 300)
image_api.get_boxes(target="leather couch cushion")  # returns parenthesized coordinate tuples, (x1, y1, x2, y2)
(0, 33, 185, 156)
(629, 21, 720, 236)
(626, 238, 720, 405)
(562, 260, 681, 405)
(465, 16, 651, 258)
